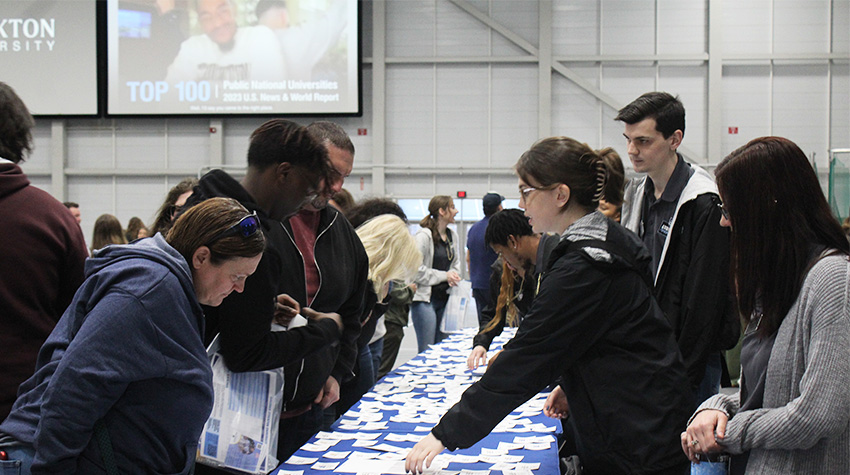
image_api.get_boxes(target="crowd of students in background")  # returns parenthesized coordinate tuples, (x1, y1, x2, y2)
(2, 76, 849, 475)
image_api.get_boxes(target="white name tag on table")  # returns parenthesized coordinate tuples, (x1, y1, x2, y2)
(336, 459, 450, 474)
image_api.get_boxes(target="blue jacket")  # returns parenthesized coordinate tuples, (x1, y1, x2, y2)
(0, 234, 213, 474)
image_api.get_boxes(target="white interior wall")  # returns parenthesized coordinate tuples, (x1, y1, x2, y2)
(19, 0, 850, 246)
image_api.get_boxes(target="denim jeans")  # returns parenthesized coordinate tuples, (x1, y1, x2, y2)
(0, 443, 34, 475)
(368, 338, 383, 382)
(411, 298, 448, 353)
(276, 404, 324, 463)
(695, 352, 722, 406)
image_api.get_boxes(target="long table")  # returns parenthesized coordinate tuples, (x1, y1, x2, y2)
(271, 328, 561, 474)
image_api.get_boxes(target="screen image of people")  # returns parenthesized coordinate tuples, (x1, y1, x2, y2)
(107, 0, 357, 115)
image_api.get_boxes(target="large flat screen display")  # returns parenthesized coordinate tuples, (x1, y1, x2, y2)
(0, 0, 98, 116)
(106, 0, 359, 115)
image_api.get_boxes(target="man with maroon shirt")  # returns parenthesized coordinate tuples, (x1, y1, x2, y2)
(0, 82, 88, 421)
(275, 121, 369, 461)
(188, 119, 348, 475)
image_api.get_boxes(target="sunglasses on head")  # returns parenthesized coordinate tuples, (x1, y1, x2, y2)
(207, 211, 260, 245)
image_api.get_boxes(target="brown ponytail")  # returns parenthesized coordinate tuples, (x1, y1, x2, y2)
(597, 147, 625, 208)
(419, 195, 453, 243)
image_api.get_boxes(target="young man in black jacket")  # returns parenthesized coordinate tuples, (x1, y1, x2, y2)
(275, 121, 369, 461)
(185, 120, 345, 475)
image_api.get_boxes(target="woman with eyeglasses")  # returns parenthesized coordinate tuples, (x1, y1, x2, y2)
(406, 137, 693, 475)
(411, 195, 461, 353)
(0, 198, 265, 475)
(682, 137, 850, 474)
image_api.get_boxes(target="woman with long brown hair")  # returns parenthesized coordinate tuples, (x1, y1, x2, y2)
(683, 137, 850, 473)
(90, 213, 127, 253)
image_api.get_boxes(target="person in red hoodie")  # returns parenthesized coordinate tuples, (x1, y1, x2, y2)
(0, 82, 88, 422)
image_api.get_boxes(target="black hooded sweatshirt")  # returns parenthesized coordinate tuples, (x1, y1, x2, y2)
(184, 169, 341, 371)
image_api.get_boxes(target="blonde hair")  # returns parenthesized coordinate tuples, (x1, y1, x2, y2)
(356, 215, 422, 295)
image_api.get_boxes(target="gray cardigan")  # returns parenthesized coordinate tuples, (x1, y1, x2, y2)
(693, 253, 850, 473)
(413, 227, 461, 302)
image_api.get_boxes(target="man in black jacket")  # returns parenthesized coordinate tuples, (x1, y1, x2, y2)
(275, 121, 369, 461)
(185, 120, 346, 475)
(617, 92, 735, 406)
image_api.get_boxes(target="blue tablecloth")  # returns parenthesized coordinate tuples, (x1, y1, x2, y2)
(271, 328, 561, 474)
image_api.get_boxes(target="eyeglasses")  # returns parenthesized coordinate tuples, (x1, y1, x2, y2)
(207, 211, 260, 244)
(519, 187, 540, 201)
(319, 162, 348, 192)
(717, 202, 730, 221)
(519, 185, 555, 201)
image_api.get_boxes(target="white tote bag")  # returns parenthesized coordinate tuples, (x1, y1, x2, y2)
(440, 280, 478, 333)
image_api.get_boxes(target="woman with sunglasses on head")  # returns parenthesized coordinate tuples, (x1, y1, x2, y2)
(411, 195, 461, 353)
(406, 137, 693, 475)
(0, 198, 265, 475)
(682, 137, 850, 474)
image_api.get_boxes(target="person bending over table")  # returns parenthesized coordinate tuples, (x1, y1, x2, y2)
(0, 198, 265, 474)
(466, 208, 559, 371)
(406, 137, 693, 475)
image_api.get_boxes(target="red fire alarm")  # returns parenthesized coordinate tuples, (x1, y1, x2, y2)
(456, 191, 467, 198)
(728, 127, 738, 135)
(357, 128, 367, 136)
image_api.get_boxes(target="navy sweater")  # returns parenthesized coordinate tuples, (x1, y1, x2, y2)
(1, 235, 213, 474)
